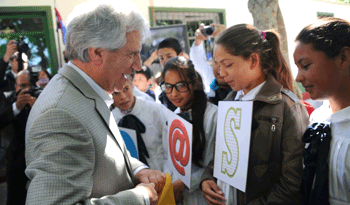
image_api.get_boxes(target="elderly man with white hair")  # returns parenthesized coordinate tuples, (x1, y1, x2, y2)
(24, 1, 166, 205)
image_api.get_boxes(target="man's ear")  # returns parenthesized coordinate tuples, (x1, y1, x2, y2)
(250, 53, 260, 70)
(88, 48, 103, 65)
(178, 52, 184, 56)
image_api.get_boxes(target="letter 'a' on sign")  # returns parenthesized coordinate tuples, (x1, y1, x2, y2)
(214, 101, 253, 193)
(167, 111, 192, 188)
(169, 119, 190, 175)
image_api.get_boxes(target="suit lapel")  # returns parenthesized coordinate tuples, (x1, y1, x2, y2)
(59, 65, 136, 185)
(59, 65, 111, 124)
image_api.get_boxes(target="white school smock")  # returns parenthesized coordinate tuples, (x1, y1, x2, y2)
(112, 96, 168, 171)
(163, 102, 218, 205)
(328, 105, 350, 205)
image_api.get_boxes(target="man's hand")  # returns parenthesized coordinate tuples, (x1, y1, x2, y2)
(211, 23, 226, 38)
(3, 40, 17, 63)
(135, 169, 166, 194)
(194, 23, 208, 46)
(194, 23, 226, 46)
(135, 183, 158, 205)
(16, 89, 36, 110)
(201, 180, 226, 205)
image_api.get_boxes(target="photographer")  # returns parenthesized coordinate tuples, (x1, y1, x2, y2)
(189, 23, 230, 103)
(0, 69, 39, 205)
(189, 23, 226, 94)
(0, 40, 29, 93)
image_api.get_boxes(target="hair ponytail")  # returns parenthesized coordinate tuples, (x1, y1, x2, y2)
(191, 89, 207, 167)
(261, 31, 294, 92)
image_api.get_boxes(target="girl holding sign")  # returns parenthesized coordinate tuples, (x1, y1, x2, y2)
(201, 24, 309, 205)
(161, 56, 218, 204)
(294, 17, 350, 204)
(111, 77, 168, 172)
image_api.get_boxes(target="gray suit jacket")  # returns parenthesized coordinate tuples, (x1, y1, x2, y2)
(25, 64, 146, 205)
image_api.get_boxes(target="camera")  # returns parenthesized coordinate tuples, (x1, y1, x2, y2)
(12, 37, 29, 54)
(16, 86, 43, 99)
(201, 25, 216, 37)
(12, 36, 29, 72)
(26, 87, 42, 98)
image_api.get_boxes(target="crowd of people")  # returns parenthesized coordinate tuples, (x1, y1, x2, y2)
(0, 0, 349, 204)
(0, 39, 52, 204)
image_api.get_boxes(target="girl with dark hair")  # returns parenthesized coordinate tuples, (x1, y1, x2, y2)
(161, 56, 218, 204)
(200, 24, 309, 205)
(36, 68, 52, 88)
(294, 17, 350, 205)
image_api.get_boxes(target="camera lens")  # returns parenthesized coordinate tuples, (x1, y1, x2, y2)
(201, 26, 215, 37)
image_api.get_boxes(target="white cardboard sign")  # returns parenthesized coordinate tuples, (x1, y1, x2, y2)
(214, 101, 253, 192)
(167, 111, 192, 188)
(118, 127, 138, 159)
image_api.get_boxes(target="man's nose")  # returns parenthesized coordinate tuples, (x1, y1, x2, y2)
(132, 54, 142, 71)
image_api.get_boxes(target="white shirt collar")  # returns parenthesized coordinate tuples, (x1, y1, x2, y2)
(11, 70, 17, 78)
(68, 61, 114, 109)
(234, 81, 266, 101)
(331, 105, 350, 123)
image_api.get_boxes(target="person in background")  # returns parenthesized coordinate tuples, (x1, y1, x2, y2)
(0, 70, 36, 205)
(152, 71, 163, 104)
(201, 23, 309, 205)
(161, 56, 218, 204)
(111, 76, 168, 172)
(24, 1, 165, 204)
(207, 60, 232, 106)
(189, 23, 226, 94)
(294, 17, 350, 205)
(143, 50, 163, 78)
(36, 68, 52, 88)
(0, 41, 28, 92)
(132, 83, 156, 102)
(133, 66, 155, 100)
(157, 37, 185, 111)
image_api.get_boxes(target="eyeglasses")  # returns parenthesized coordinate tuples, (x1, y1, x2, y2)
(160, 81, 193, 94)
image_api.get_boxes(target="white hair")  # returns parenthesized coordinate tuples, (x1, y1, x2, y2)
(65, 0, 149, 62)
(16, 69, 30, 80)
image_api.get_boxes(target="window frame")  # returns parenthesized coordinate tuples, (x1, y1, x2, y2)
(0, 6, 59, 75)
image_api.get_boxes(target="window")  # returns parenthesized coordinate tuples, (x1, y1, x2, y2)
(317, 12, 334, 19)
(0, 6, 59, 75)
(149, 7, 226, 59)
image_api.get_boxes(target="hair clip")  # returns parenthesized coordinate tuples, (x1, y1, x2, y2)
(261, 30, 266, 40)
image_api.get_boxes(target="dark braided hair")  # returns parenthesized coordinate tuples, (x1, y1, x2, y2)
(296, 17, 350, 58)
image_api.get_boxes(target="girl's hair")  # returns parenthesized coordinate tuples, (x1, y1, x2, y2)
(215, 24, 294, 92)
(40, 68, 52, 80)
(295, 17, 350, 58)
(161, 56, 207, 167)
